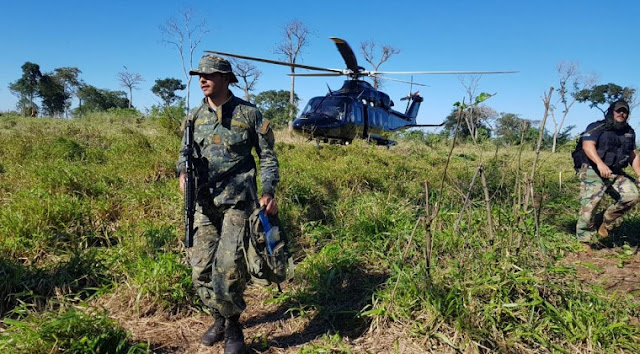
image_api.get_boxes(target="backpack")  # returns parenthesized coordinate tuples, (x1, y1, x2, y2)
(571, 123, 605, 170)
(571, 137, 586, 170)
(245, 207, 294, 285)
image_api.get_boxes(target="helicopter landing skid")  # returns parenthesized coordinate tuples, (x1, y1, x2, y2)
(367, 134, 397, 147)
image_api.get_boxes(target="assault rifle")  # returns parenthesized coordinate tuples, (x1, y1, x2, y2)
(182, 119, 196, 248)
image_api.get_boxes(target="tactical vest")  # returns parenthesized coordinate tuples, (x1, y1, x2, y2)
(572, 121, 635, 173)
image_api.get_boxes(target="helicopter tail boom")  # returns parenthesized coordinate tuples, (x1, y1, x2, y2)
(404, 93, 424, 120)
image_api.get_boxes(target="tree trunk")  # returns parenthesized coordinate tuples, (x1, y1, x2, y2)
(289, 67, 295, 119)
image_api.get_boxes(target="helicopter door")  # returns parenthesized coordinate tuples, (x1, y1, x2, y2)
(352, 103, 361, 123)
(361, 100, 368, 138)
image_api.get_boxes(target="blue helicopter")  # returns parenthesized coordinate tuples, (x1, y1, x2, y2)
(207, 37, 516, 146)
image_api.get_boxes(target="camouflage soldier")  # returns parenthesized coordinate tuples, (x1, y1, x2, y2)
(177, 54, 279, 353)
(573, 100, 640, 242)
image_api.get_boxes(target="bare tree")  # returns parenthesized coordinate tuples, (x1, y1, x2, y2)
(549, 61, 597, 152)
(231, 59, 261, 101)
(160, 8, 209, 111)
(451, 89, 497, 243)
(117, 66, 144, 108)
(360, 41, 400, 89)
(275, 19, 310, 111)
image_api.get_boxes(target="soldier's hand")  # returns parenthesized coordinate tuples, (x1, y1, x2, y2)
(597, 163, 612, 179)
(179, 172, 186, 193)
(260, 194, 278, 215)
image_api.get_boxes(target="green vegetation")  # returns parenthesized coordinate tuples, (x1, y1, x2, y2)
(253, 89, 299, 129)
(0, 113, 638, 352)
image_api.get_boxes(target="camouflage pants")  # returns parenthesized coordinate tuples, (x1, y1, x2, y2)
(576, 165, 639, 240)
(189, 202, 250, 317)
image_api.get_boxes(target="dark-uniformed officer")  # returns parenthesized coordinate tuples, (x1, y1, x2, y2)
(574, 100, 640, 242)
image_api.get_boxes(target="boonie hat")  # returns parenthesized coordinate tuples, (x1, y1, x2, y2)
(189, 55, 238, 83)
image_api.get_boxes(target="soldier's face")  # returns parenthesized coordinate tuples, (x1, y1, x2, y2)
(614, 108, 629, 123)
(199, 73, 228, 97)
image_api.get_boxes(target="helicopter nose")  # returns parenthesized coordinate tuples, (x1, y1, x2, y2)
(292, 120, 315, 136)
(292, 117, 318, 134)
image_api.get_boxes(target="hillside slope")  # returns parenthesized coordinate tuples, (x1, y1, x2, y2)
(0, 114, 638, 353)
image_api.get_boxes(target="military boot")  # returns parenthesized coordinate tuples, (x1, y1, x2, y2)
(224, 314, 246, 354)
(201, 309, 225, 346)
(598, 223, 610, 239)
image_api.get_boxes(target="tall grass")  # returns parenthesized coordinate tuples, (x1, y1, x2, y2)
(0, 113, 638, 352)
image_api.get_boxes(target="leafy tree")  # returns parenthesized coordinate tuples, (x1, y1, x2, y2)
(443, 92, 496, 142)
(117, 67, 144, 108)
(75, 85, 129, 115)
(53, 67, 83, 117)
(275, 19, 311, 111)
(151, 78, 186, 107)
(253, 90, 299, 129)
(575, 83, 635, 113)
(443, 109, 486, 141)
(149, 100, 187, 136)
(360, 40, 400, 89)
(38, 73, 69, 117)
(14, 97, 35, 117)
(496, 113, 529, 145)
(494, 112, 561, 147)
(554, 124, 576, 149)
(8, 62, 42, 116)
(449, 78, 497, 142)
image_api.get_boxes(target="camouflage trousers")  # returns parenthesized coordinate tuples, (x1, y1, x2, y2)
(188, 202, 251, 317)
(576, 165, 639, 240)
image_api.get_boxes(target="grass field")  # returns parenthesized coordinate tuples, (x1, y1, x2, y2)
(0, 112, 638, 353)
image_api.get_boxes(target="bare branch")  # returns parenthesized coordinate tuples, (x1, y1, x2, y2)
(360, 40, 400, 89)
(117, 67, 144, 108)
(160, 8, 209, 111)
(231, 59, 262, 101)
(275, 19, 311, 109)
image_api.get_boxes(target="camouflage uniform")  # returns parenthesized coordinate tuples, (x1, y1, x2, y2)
(576, 165, 639, 240)
(177, 95, 279, 317)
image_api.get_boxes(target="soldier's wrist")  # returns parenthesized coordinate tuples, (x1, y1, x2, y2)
(261, 188, 276, 197)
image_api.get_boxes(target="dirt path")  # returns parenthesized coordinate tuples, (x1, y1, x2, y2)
(114, 284, 428, 353)
(112, 240, 639, 353)
(566, 241, 640, 296)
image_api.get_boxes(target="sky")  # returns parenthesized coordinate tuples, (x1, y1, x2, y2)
(1, 0, 639, 135)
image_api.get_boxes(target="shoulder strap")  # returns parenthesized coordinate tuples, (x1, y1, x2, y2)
(188, 104, 205, 124)
(579, 122, 606, 138)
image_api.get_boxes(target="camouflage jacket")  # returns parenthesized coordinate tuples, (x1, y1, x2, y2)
(177, 94, 279, 206)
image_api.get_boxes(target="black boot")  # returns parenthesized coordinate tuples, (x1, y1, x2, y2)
(224, 314, 246, 354)
(201, 309, 225, 346)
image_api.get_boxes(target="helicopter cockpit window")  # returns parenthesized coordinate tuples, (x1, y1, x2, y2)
(302, 97, 351, 121)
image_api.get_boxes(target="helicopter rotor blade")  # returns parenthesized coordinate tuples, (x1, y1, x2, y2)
(374, 75, 429, 86)
(329, 37, 360, 73)
(205, 50, 343, 74)
(287, 73, 344, 77)
(372, 70, 518, 75)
